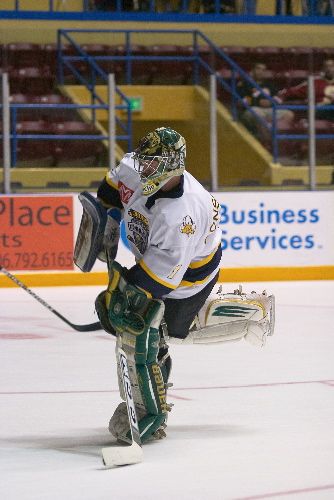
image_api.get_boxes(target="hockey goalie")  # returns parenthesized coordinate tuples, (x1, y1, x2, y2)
(74, 126, 275, 447)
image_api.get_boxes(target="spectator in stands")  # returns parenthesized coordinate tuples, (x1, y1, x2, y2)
(304, 0, 333, 15)
(93, 0, 133, 10)
(201, 1, 236, 13)
(279, 58, 334, 122)
(155, 0, 181, 12)
(237, 62, 294, 139)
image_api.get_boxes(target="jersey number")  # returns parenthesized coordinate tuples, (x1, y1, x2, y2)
(167, 265, 182, 279)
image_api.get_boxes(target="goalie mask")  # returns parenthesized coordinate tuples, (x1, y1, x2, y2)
(132, 127, 186, 196)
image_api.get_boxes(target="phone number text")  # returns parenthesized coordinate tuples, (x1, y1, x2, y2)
(0, 252, 73, 269)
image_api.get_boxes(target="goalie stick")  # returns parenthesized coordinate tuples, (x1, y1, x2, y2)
(0, 266, 102, 333)
(102, 347, 143, 467)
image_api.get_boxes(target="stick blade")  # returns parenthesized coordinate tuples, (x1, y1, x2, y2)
(71, 321, 102, 332)
(102, 442, 143, 468)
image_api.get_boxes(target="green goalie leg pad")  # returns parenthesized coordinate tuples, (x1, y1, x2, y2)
(135, 326, 160, 365)
(136, 362, 168, 414)
(126, 413, 167, 443)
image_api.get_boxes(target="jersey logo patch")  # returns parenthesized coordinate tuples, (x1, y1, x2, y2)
(127, 208, 149, 254)
(180, 215, 196, 237)
(118, 182, 134, 204)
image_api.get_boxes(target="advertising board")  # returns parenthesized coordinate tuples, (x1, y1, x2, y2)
(1, 191, 333, 284)
(0, 195, 74, 271)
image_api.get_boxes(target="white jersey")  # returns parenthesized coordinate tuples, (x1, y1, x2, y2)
(106, 153, 222, 299)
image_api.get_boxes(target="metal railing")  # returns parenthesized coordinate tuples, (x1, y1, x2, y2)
(6, 0, 334, 17)
(58, 28, 334, 164)
(8, 103, 106, 167)
(57, 29, 132, 152)
(2, 28, 334, 184)
(0, 72, 128, 180)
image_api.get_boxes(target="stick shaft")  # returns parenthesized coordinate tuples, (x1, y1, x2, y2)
(118, 347, 141, 446)
(0, 266, 101, 332)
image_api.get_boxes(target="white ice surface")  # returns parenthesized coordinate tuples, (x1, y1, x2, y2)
(0, 280, 334, 500)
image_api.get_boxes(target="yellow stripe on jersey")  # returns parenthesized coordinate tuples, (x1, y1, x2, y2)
(188, 244, 220, 269)
(105, 175, 119, 190)
(137, 286, 153, 299)
(138, 260, 177, 290)
(179, 275, 212, 287)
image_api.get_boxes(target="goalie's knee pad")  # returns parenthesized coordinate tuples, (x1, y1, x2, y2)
(169, 285, 275, 347)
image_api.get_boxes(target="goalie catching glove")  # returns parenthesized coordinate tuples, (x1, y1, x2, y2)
(95, 261, 171, 444)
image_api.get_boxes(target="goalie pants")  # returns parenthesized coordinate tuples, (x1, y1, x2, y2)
(162, 272, 219, 340)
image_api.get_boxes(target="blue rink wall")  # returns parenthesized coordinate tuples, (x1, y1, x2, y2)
(0, 191, 333, 287)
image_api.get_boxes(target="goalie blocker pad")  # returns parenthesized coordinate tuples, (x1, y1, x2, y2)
(74, 191, 107, 272)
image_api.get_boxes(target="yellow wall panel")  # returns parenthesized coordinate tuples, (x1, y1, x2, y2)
(256, 0, 276, 15)
(1, 0, 83, 11)
(1, 19, 333, 48)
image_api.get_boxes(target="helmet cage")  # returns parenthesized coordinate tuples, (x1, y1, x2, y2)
(133, 149, 185, 195)
(133, 127, 186, 195)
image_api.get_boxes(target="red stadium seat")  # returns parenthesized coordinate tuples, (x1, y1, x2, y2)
(70, 43, 109, 81)
(220, 46, 249, 69)
(53, 141, 105, 167)
(148, 45, 194, 85)
(6, 43, 44, 68)
(43, 43, 77, 74)
(50, 120, 100, 135)
(9, 93, 38, 120)
(281, 47, 314, 71)
(216, 68, 234, 106)
(34, 94, 76, 122)
(49, 43, 90, 83)
(9, 66, 55, 95)
(180, 44, 211, 58)
(179, 45, 213, 83)
(263, 120, 302, 165)
(248, 46, 283, 71)
(0, 44, 5, 69)
(16, 120, 52, 135)
(284, 69, 309, 86)
(81, 43, 108, 56)
(50, 120, 104, 166)
(128, 45, 155, 85)
(297, 119, 334, 164)
(15, 141, 55, 167)
(10, 93, 33, 103)
(104, 44, 150, 84)
(310, 47, 334, 72)
(9, 93, 75, 122)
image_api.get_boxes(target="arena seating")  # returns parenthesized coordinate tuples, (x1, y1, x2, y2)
(10, 93, 76, 121)
(3, 43, 333, 91)
(9, 66, 56, 95)
(52, 141, 105, 167)
(297, 119, 334, 165)
(15, 141, 55, 167)
(6, 43, 44, 68)
(2, 42, 334, 168)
